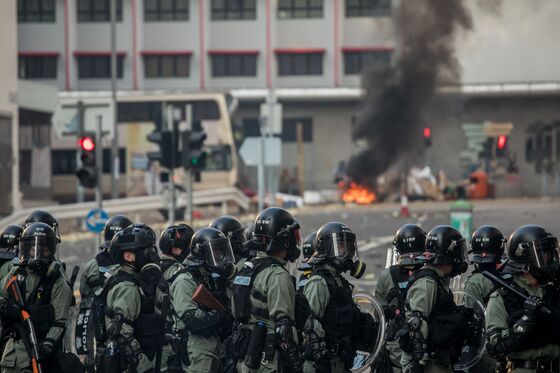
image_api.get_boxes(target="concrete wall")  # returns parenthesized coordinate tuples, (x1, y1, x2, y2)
(0, 1, 19, 212)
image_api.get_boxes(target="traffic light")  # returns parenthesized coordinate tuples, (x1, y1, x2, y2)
(76, 134, 98, 188)
(147, 130, 179, 169)
(496, 135, 508, 157)
(182, 129, 207, 171)
(423, 127, 432, 147)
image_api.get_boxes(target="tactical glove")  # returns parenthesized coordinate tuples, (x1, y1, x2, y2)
(0, 300, 21, 321)
(523, 296, 544, 317)
(275, 318, 303, 373)
(39, 339, 56, 360)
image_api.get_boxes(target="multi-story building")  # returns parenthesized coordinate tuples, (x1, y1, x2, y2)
(15, 0, 560, 200)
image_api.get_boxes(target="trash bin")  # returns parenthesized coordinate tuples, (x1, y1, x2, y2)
(450, 200, 474, 239)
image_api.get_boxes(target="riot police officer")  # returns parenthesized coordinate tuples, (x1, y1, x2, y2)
(159, 224, 195, 372)
(375, 224, 426, 373)
(401, 225, 472, 373)
(302, 222, 372, 373)
(80, 215, 132, 302)
(464, 225, 505, 307)
(0, 225, 23, 280)
(231, 207, 303, 373)
(485, 225, 560, 372)
(297, 232, 317, 293)
(210, 216, 249, 273)
(182, 227, 235, 373)
(97, 223, 162, 373)
(0, 222, 73, 372)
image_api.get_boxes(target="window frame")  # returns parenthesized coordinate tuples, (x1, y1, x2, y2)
(345, 0, 391, 17)
(343, 49, 392, 75)
(18, 0, 56, 23)
(18, 56, 58, 79)
(210, 53, 258, 77)
(277, 52, 324, 76)
(144, 0, 189, 21)
(143, 54, 191, 78)
(77, 0, 123, 23)
(211, 0, 257, 20)
(281, 118, 313, 143)
(278, 0, 323, 19)
(76, 55, 125, 79)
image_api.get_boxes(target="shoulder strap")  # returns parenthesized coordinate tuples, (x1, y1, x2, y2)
(31, 264, 62, 304)
(97, 270, 138, 302)
(313, 268, 337, 296)
(389, 265, 402, 289)
(404, 267, 444, 299)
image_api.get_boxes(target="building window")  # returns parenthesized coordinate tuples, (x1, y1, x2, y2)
(282, 118, 313, 142)
(278, 0, 323, 19)
(242, 118, 261, 137)
(77, 56, 125, 79)
(144, 0, 189, 21)
(211, 54, 257, 77)
(144, 54, 190, 78)
(343, 50, 391, 74)
(211, 0, 256, 20)
(18, 0, 56, 22)
(77, 0, 123, 22)
(18, 56, 58, 79)
(278, 53, 323, 76)
(345, 0, 391, 17)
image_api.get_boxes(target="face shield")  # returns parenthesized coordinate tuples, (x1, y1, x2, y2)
(396, 249, 425, 266)
(19, 235, 55, 264)
(205, 237, 235, 268)
(324, 231, 358, 260)
(530, 236, 560, 269)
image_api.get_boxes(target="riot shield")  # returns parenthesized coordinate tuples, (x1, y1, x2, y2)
(452, 289, 487, 372)
(351, 292, 386, 373)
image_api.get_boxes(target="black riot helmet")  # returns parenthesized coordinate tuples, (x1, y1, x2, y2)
(314, 222, 366, 279)
(110, 223, 159, 272)
(470, 225, 505, 265)
(0, 225, 24, 261)
(101, 215, 132, 248)
(25, 210, 60, 243)
(19, 222, 58, 273)
(159, 224, 194, 261)
(252, 207, 301, 263)
(210, 216, 247, 260)
(297, 231, 317, 271)
(393, 224, 426, 267)
(424, 225, 468, 277)
(505, 225, 559, 282)
(243, 223, 255, 258)
(187, 227, 235, 278)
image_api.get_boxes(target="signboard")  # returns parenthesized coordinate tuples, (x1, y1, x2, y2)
(51, 98, 115, 138)
(260, 102, 283, 135)
(484, 122, 513, 137)
(85, 208, 110, 233)
(239, 137, 282, 166)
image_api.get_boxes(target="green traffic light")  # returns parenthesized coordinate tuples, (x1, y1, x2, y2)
(191, 157, 198, 165)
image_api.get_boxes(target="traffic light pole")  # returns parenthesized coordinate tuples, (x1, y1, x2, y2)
(95, 115, 104, 248)
(167, 105, 176, 226)
(184, 104, 193, 225)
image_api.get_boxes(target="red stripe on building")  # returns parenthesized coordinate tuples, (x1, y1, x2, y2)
(207, 50, 259, 55)
(141, 50, 194, 56)
(132, 0, 138, 89)
(199, 0, 205, 89)
(265, 0, 272, 88)
(63, 0, 70, 91)
(74, 51, 128, 57)
(274, 48, 326, 54)
(18, 52, 60, 57)
(341, 46, 394, 52)
(333, 0, 340, 87)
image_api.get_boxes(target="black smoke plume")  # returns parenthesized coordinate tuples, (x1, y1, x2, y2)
(347, 0, 473, 183)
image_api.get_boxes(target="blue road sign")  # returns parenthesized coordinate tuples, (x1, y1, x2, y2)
(86, 208, 109, 233)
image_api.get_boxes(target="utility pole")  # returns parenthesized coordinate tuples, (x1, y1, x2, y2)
(167, 105, 176, 225)
(184, 104, 193, 225)
(110, 0, 119, 199)
(296, 122, 305, 196)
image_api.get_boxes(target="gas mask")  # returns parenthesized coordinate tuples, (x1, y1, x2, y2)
(134, 246, 159, 272)
(324, 233, 366, 279)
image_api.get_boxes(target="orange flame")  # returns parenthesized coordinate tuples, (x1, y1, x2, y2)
(342, 182, 376, 205)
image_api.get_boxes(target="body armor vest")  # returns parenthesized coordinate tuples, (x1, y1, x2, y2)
(314, 269, 355, 339)
(385, 265, 413, 340)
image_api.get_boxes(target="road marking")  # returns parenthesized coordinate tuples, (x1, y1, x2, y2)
(359, 235, 393, 252)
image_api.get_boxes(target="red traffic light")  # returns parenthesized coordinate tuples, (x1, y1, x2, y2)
(497, 135, 507, 150)
(423, 127, 431, 138)
(79, 136, 95, 152)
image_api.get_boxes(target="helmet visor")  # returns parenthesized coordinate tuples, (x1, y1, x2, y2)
(19, 236, 55, 261)
(450, 239, 469, 262)
(397, 249, 424, 266)
(324, 231, 358, 259)
(205, 237, 235, 267)
(530, 236, 560, 269)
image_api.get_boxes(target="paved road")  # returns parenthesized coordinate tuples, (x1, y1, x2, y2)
(59, 198, 560, 294)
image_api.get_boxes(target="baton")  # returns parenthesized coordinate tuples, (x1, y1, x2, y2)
(482, 270, 551, 315)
